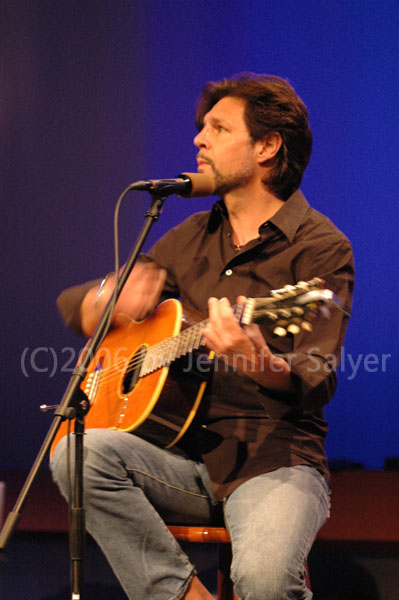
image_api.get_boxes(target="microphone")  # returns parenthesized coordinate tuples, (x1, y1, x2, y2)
(129, 172, 215, 198)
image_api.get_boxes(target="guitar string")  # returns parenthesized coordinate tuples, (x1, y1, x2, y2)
(85, 319, 209, 388)
(85, 342, 187, 387)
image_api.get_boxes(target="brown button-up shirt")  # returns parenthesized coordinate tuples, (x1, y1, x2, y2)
(144, 190, 354, 498)
(57, 190, 354, 500)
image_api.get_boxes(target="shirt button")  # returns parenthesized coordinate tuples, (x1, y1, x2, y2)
(225, 269, 233, 276)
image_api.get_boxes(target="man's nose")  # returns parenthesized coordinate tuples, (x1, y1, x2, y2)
(194, 128, 209, 148)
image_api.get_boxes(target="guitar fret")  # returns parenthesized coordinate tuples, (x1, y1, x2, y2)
(177, 332, 185, 358)
(195, 321, 206, 348)
(141, 351, 152, 375)
(157, 343, 166, 369)
(167, 336, 176, 364)
(176, 333, 184, 357)
(187, 326, 196, 352)
(153, 348, 160, 370)
(151, 347, 158, 372)
(181, 330, 190, 355)
(187, 328, 194, 352)
(186, 329, 193, 352)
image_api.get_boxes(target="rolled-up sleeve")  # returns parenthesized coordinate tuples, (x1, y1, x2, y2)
(56, 279, 101, 336)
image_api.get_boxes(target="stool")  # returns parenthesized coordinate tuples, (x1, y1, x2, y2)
(168, 525, 236, 600)
(168, 525, 311, 600)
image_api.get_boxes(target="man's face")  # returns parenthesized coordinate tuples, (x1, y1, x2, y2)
(194, 96, 257, 196)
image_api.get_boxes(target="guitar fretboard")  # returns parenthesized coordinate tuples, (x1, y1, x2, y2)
(140, 304, 245, 376)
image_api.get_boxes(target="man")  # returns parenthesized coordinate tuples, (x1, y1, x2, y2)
(52, 73, 354, 600)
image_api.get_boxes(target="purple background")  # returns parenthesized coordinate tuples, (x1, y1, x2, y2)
(1, 1, 398, 472)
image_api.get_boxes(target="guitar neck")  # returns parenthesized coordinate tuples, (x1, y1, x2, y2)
(139, 278, 339, 377)
(140, 304, 246, 377)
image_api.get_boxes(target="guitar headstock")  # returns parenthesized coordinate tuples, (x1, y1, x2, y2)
(240, 277, 342, 337)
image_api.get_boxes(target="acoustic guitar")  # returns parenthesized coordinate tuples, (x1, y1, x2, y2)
(51, 277, 338, 455)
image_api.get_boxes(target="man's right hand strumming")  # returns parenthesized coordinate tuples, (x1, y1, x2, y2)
(80, 261, 167, 337)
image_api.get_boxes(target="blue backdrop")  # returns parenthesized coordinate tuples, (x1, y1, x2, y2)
(1, 0, 398, 472)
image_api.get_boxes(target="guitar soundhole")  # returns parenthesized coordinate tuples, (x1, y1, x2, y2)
(122, 345, 147, 394)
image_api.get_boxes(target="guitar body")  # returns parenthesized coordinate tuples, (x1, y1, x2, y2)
(51, 299, 212, 457)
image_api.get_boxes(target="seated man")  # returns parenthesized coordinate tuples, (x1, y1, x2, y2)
(52, 73, 354, 600)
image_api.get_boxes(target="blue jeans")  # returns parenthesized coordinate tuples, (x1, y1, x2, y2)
(51, 429, 330, 600)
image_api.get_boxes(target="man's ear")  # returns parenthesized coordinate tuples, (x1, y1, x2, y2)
(255, 132, 282, 163)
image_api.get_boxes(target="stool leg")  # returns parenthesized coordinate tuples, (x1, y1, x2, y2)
(217, 543, 237, 600)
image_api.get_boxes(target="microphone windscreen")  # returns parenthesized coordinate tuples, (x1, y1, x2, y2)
(179, 173, 215, 198)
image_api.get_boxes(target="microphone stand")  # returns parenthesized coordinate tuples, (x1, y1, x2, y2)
(0, 188, 168, 599)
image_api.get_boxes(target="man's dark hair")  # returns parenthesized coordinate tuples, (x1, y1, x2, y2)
(195, 73, 313, 200)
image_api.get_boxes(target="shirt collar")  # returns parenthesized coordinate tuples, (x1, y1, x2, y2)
(267, 189, 310, 243)
(207, 189, 310, 243)
(207, 199, 228, 233)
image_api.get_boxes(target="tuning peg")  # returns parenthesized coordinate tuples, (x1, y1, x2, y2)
(307, 302, 319, 311)
(273, 318, 289, 336)
(265, 310, 278, 321)
(310, 277, 323, 286)
(301, 321, 313, 332)
(278, 309, 291, 318)
(303, 303, 319, 323)
(291, 306, 304, 316)
(283, 285, 296, 295)
(287, 323, 301, 335)
(273, 326, 287, 337)
(286, 317, 303, 335)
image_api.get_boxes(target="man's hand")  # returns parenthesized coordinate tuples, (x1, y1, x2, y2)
(202, 296, 260, 368)
(81, 261, 167, 337)
(202, 296, 295, 394)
